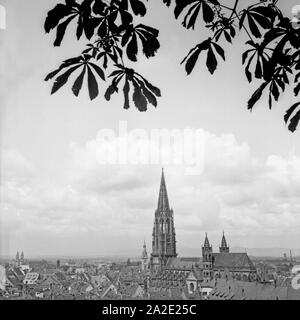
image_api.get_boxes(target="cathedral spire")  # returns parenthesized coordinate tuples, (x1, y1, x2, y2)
(151, 169, 177, 270)
(220, 231, 230, 253)
(157, 168, 170, 213)
(204, 232, 210, 248)
(221, 232, 227, 247)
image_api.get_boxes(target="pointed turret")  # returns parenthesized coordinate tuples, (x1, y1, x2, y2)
(219, 231, 229, 253)
(202, 233, 213, 280)
(15, 251, 20, 267)
(142, 241, 148, 259)
(141, 242, 149, 271)
(157, 169, 170, 213)
(203, 233, 210, 248)
(20, 251, 24, 264)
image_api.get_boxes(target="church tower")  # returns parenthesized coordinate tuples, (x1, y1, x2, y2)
(20, 251, 24, 265)
(219, 232, 229, 253)
(15, 251, 20, 267)
(202, 233, 213, 280)
(141, 241, 149, 271)
(151, 169, 177, 271)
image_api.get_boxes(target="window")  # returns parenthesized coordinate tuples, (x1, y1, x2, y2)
(189, 283, 195, 292)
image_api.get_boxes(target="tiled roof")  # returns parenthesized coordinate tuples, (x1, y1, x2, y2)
(188, 269, 203, 281)
(148, 287, 186, 300)
(13, 268, 25, 278)
(6, 276, 22, 288)
(54, 272, 67, 282)
(166, 257, 202, 270)
(212, 253, 255, 270)
(118, 283, 142, 297)
(208, 279, 290, 300)
(23, 272, 39, 283)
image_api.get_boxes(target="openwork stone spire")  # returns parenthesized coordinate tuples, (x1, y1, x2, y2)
(151, 169, 177, 270)
(157, 168, 170, 213)
(204, 232, 210, 248)
(220, 231, 230, 253)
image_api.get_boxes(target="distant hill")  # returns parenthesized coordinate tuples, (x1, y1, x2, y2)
(1, 247, 300, 261)
(177, 246, 300, 259)
(231, 247, 300, 259)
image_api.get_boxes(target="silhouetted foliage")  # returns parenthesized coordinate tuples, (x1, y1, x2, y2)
(44, 0, 300, 131)
(104, 64, 161, 110)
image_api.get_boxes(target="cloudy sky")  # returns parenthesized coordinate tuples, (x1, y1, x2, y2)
(1, 0, 300, 258)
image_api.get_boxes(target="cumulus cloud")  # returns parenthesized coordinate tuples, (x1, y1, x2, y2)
(1, 128, 300, 256)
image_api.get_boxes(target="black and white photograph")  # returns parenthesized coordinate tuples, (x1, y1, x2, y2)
(1, 0, 300, 307)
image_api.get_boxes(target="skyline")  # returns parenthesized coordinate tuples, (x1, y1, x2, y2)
(0, 168, 300, 259)
(1, 0, 300, 257)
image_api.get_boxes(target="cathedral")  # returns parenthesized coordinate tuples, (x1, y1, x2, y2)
(150, 169, 177, 271)
(15, 251, 25, 266)
(141, 169, 256, 282)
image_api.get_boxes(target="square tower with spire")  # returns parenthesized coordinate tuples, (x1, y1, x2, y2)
(150, 169, 177, 271)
